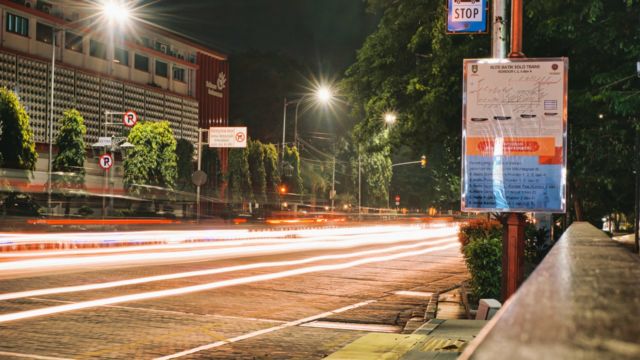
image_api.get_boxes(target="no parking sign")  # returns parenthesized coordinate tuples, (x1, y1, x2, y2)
(99, 154, 114, 170)
(123, 110, 138, 127)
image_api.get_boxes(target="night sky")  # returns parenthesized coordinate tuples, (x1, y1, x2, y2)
(148, 0, 377, 72)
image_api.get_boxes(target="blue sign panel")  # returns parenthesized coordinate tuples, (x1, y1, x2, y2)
(447, 0, 488, 34)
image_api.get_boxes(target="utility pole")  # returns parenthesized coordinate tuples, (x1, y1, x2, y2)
(358, 146, 362, 218)
(492, 0, 507, 59)
(501, 0, 527, 301)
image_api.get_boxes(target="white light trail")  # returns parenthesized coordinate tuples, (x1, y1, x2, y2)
(0, 227, 456, 273)
(0, 242, 458, 323)
(0, 236, 456, 301)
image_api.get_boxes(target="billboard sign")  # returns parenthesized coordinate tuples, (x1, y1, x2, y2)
(461, 58, 568, 213)
(209, 127, 247, 148)
(447, 0, 488, 34)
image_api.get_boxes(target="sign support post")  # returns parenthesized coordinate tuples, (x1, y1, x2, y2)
(196, 129, 209, 223)
(502, 0, 526, 301)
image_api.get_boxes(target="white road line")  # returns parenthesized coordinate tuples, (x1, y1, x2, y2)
(300, 320, 401, 333)
(394, 291, 434, 298)
(0, 350, 74, 360)
(0, 236, 455, 301)
(154, 300, 377, 360)
(0, 242, 458, 323)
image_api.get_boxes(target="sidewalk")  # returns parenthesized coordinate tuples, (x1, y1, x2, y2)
(326, 287, 488, 359)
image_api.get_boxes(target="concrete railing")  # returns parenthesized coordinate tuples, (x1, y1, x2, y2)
(460, 222, 640, 360)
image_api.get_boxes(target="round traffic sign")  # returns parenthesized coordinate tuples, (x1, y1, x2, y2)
(123, 110, 138, 128)
(235, 131, 246, 143)
(191, 170, 208, 186)
(99, 154, 114, 170)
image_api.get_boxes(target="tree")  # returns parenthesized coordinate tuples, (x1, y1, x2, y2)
(227, 147, 252, 205)
(263, 143, 281, 204)
(175, 138, 194, 192)
(52, 109, 86, 216)
(124, 121, 177, 197)
(248, 139, 267, 204)
(283, 145, 303, 195)
(0, 87, 37, 170)
(201, 147, 223, 198)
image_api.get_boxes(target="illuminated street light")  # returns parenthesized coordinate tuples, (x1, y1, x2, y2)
(316, 86, 333, 104)
(384, 112, 397, 125)
(102, 1, 131, 23)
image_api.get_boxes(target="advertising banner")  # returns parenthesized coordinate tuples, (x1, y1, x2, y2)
(461, 58, 568, 213)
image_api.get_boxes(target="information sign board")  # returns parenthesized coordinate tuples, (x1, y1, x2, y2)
(447, 0, 488, 34)
(461, 58, 568, 213)
(208, 127, 247, 148)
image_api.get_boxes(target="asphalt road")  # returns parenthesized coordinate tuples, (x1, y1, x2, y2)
(0, 223, 468, 359)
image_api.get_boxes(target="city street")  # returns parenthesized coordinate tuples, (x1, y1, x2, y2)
(0, 223, 467, 359)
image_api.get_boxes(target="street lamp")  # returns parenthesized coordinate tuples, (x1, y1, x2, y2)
(281, 85, 334, 157)
(47, 2, 133, 215)
(384, 112, 397, 125)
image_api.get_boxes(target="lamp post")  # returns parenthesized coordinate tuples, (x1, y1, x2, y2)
(46, 2, 131, 216)
(281, 86, 334, 159)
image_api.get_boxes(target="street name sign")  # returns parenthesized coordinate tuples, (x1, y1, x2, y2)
(447, 0, 488, 34)
(208, 127, 247, 148)
(461, 58, 568, 213)
(99, 153, 114, 170)
(123, 110, 138, 127)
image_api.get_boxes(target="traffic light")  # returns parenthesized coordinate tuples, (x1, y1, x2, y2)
(420, 155, 427, 168)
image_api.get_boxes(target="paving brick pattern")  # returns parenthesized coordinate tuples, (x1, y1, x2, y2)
(0, 236, 468, 359)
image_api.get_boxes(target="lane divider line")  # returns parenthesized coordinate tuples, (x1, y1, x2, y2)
(0, 236, 456, 301)
(0, 242, 458, 324)
(0, 350, 74, 360)
(154, 299, 378, 360)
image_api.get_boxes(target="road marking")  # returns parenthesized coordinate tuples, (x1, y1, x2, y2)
(0, 236, 455, 301)
(0, 351, 74, 360)
(300, 320, 402, 333)
(154, 300, 377, 359)
(29, 298, 286, 324)
(0, 242, 458, 323)
(394, 291, 434, 298)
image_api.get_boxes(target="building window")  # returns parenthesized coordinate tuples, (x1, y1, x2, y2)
(6, 13, 29, 37)
(114, 47, 129, 66)
(155, 60, 168, 77)
(134, 54, 149, 72)
(36, 22, 53, 43)
(65, 31, 83, 52)
(89, 39, 107, 59)
(173, 66, 185, 82)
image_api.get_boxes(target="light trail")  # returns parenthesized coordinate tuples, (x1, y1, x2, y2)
(0, 225, 430, 258)
(0, 227, 457, 272)
(0, 242, 458, 323)
(0, 224, 431, 249)
(0, 236, 456, 301)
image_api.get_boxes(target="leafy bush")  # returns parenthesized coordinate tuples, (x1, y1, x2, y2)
(458, 219, 502, 247)
(463, 236, 502, 300)
(525, 225, 551, 269)
(77, 205, 93, 217)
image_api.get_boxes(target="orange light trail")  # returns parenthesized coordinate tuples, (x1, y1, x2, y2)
(0, 241, 458, 323)
(0, 236, 456, 301)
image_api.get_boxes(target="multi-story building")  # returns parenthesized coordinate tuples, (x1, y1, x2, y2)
(0, 0, 229, 175)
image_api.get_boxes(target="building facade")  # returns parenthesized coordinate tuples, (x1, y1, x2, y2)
(0, 0, 229, 156)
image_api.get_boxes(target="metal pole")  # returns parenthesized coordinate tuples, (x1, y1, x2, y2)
(294, 100, 302, 149)
(634, 125, 640, 253)
(492, 0, 507, 58)
(358, 146, 361, 218)
(508, 0, 525, 58)
(501, 0, 526, 301)
(196, 129, 203, 223)
(282, 98, 287, 160)
(47, 29, 56, 215)
(331, 152, 335, 211)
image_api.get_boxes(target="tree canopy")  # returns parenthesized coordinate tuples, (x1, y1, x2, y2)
(124, 121, 177, 195)
(52, 109, 86, 188)
(0, 88, 37, 170)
